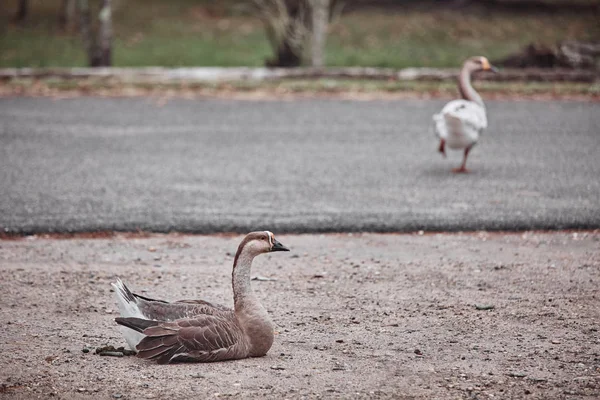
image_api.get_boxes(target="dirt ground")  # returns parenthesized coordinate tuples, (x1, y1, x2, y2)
(1, 231, 599, 399)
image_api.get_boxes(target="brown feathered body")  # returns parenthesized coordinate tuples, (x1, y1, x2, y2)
(113, 231, 289, 364)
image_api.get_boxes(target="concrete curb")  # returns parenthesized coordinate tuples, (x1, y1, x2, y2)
(1, 67, 598, 83)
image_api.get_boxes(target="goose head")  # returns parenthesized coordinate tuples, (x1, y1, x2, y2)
(464, 56, 499, 73)
(235, 231, 290, 261)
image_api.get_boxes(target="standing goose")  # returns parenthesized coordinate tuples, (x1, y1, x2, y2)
(433, 56, 498, 173)
(112, 231, 289, 364)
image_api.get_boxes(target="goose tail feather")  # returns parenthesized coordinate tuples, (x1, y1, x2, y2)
(111, 278, 144, 319)
(115, 317, 159, 333)
(112, 279, 147, 350)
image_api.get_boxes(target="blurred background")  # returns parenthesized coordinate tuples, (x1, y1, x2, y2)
(1, 0, 599, 70)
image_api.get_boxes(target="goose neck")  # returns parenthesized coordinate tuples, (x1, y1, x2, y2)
(459, 65, 484, 107)
(232, 250, 256, 308)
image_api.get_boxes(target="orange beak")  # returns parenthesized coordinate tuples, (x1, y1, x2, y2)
(481, 57, 499, 73)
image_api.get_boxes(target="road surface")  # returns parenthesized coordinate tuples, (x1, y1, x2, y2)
(0, 96, 598, 233)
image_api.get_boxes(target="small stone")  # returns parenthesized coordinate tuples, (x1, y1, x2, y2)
(82, 348, 90, 353)
(335, 339, 344, 343)
(528, 377, 547, 383)
(414, 349, 423, 355)
(551, 339, 561, 344)
(507, 372, 527, 378)
(78, 388, 86, 392)
(475, 304, 495, 310)
(270, 366, 285, 370)
(113, 394, 123, 399)
(148, 247, 157, 252)
(251, 276, 277, 282)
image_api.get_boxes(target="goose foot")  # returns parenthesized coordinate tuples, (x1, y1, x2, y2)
(438, 139, 446, 158)
(452, 145, 473, 173)
(451, 166, 469, 173)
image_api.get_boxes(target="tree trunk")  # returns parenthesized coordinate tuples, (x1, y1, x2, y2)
(14, 0, 28, 23)
(58, 0, 77, 32)
(269, 36, 302, 67)
(257, 0, 307, 68)
(310, 0, 329, 67)
(78, 0, 102, 67)
(99, 0, 112, 66)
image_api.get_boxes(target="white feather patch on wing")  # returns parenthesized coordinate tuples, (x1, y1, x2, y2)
(112, 278, 146, 350)
(112, 279, 144, 319)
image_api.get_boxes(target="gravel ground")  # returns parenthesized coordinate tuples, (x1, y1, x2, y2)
(1, 231, 599, 399)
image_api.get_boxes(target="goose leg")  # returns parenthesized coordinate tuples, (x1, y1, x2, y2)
(452, 145, 473, 173)
(438, 139, 446, 157)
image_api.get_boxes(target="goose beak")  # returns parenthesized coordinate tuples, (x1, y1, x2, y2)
(271, 239, 290, 252)
(481, 58, 499, 73)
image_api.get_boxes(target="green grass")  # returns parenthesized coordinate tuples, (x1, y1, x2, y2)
(1, 0, 599, 68)
(326, 10, 600, 68)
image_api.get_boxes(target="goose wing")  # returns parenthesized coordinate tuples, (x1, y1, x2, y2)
(116, 314, 247, 364)
(139, 298, 231, 321)
(113, 279, 231, 322)
(433, 100, 487, 140)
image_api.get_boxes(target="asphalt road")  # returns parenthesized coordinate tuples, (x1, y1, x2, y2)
(0, 96, 598, 233)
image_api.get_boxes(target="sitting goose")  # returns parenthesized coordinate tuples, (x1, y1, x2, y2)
(433, 56, 498, 173)
(112, 231, 289, 364)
